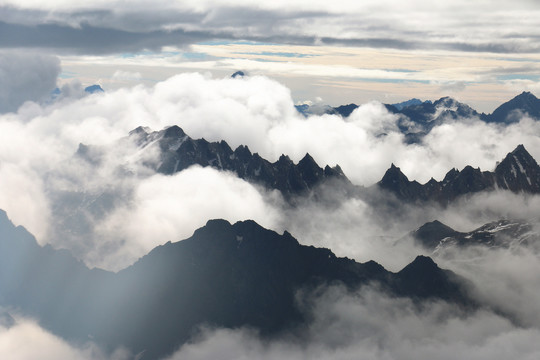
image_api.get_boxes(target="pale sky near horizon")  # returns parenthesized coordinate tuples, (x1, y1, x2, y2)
(2, 0, 540, 112)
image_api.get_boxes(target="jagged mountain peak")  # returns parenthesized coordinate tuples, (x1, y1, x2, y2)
(500, 144, 536, 167)
(299, 152, 316, 164)
(515, 91, 537, 101)
(380, 163, 409, 184)
(333, 103, 359, 117)
(163, 125, 187, 138)
(487, 91, 540, 123)
(393, 255, 468, 303)
(511, 144, 535, 160)
(412, 220, 460, 249)
(495, 144, 540, 192)
(378, 145, 540, 203)
(400, 255, 439, 272)
(391, 98, 425, 110)
(415, 220, 456, 234)
(433, 96, 457, 106)
(278, 154, 293, 163)
(123, 125, 350, 198)
(0, 211, 475, 359)
(411, 218, 538, 253)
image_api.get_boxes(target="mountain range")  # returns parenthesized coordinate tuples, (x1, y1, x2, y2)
(77, 125, 540, 208)
(377, 144, 540, 204)
(0, 210, 472, 359)
(299, 92, 540, 143)
(4, 88, 540, 358)
(412, 218, 539, 253)
(79, 125, 351, 199)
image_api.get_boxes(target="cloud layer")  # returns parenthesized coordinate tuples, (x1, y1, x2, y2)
(166, 286, 540, 360)
(0, 52, 59, 113)
(2, 1, 540, 54)
(1, 57, 540, 359)
(1, 62, 540, 271)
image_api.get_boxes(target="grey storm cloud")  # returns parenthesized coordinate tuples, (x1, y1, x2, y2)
(0, 51, 60, 113)
(0, 20, 217, 55)
(1, 2, 540, 55)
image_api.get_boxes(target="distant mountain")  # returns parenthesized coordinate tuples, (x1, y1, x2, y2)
(411, 219, 539, 252)
(0, 211, 473, 359)
(84, 84, 104, 94)
(377, 145, 540, 203)
(391, 98, 429, 110)
(123, 125, 351, 198)
(484, 91, 540, 123)
(231, 70, 245, 78)
(299, 93, 540, 143)
(386, 96, 480, 143)
(333, 103, 359, 117)
(300, 96, 480, 144)
(49, 84, 104, 102)
(390, 96, 479, 122)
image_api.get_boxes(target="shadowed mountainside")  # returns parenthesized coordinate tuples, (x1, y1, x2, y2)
(0, 210, 473, 359)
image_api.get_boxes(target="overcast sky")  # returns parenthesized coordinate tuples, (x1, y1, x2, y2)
(1, 0, 540, 111)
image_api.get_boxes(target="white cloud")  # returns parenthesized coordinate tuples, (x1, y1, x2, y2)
(0, 67, 539, 358)
(1, 70, 540, 269)
(0, 316, 130, 360)
(166, 286, 540, 360)
(92, 167, 283, 270)
(112, 70, 142, 82)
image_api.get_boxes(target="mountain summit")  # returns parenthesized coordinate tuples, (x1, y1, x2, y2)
(126, 125, 350, 198)
(486, 91, 540, 123)
(377, 145, 540, 203)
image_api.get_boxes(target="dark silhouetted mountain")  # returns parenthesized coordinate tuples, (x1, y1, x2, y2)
(494, 144, 540, 192)
(299, 93, 540, 142)
(127, 125, 350, 198)
(308, 99, 431, 118)
(396, 96, 478, 123)
(0, 209, 114, 341)
(411, 219, 539, 252)
(325, 97, 479, 143)
(378, 163, 425, 200)
(484, 91, 540, 123)
(388, 97, 480, 143)
(231, 70, 245, 78)
(392, 255, 467, 301)
(0, 211, 474, 359)
(411, 220, 460, 249)
(377, 145, 540, 203)
(84, 84, 104, 94)
(333, 103, 359, 117)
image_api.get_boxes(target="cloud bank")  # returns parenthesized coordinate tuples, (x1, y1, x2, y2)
(166, 286, 540, 360)
(0, 58, 540, 359)
(1, 64, 540, 271)
(2, 1, 540, 54)
(0, 315, 129, 360)
(0, 51, 59, 113)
